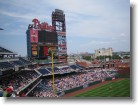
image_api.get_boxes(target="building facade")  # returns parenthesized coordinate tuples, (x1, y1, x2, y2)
(95, 48, 113, 58)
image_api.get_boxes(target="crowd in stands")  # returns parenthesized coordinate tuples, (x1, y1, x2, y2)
(0, 62, 14, 70)
(53, 71, 100, 92)
(0, 70, 40, 97)
(29, 68, 117, 97)
(28, 79, 58, 97)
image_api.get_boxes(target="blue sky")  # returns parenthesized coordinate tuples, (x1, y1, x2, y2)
(0, 0, 130, 56)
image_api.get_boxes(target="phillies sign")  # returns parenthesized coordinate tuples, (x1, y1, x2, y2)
(28, 18, 54, 31)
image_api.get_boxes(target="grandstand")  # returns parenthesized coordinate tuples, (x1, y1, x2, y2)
(0, 45, 129, 98)
(0, 46, 32, 75)
(27, 69, 118, 97)
(0, 46, 16, 54)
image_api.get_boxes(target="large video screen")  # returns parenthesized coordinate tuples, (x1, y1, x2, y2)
(38, 31, 58, 44)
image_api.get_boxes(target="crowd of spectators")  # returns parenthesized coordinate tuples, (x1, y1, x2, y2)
(0, 66, 118, 97)
(0, 70, 40, 97)
(29, 69, 117, 97)
(28, 79, 59, 97)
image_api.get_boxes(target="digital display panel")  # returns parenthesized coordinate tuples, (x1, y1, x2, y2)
(38, 30, 58, 44)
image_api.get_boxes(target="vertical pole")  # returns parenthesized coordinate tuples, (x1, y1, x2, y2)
(52, 52, 55, 95)
(104, 55, 105, 69)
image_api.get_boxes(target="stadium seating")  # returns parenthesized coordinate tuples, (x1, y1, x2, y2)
(0, 70, 40, 94)
(12, 60, 24, 66)
(70, 65, 80, 70)
(0, 58, 32, 70)
(47, 67, 52, 71)
(38, 68, 50, 75)
(27, 79, 58, 97)
(19, 57, 31, 65)
(0, 62, 14, 69)
(46, 67, 59, 73)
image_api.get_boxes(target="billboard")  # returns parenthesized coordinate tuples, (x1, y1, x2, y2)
(58, 36, 66, 45)
(30, 30, 38, 43)
(57, 32, 66, 36)
(31, 43, 38, 57)
(58, 33, 67, 54)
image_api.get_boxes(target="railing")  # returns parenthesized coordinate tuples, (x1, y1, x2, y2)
(15, 74, 41, 94)
(25, 79, 42, 96)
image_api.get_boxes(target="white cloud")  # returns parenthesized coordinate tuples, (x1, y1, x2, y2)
(0, 0, 130, 54)
(0, 10, 50, 21)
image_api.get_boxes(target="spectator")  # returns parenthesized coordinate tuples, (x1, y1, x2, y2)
(0, 87, 3, 97)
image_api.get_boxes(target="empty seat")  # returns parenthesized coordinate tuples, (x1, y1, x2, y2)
(38, 68, 50, 75)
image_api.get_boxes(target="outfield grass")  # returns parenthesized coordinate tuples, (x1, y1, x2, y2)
(76, 78, 130, 97)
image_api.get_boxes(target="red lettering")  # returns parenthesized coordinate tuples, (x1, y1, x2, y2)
(38, 23, 42, 29)
(32, 19, 39, 28)
(41, 22, 48, 30)
(32, 18, 53, 31)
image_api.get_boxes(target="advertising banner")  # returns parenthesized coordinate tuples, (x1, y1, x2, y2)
(30, 30, 38, 43)
(58, 36, 66, 45)
(43, 47, 48, 56)
(57, 31, 66, 36)
(31, 43, 38, 57)
(58, 35, 67, 54)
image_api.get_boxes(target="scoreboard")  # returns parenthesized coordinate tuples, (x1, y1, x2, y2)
(27, 15, 67, 62)
(27, 30, 58, 58)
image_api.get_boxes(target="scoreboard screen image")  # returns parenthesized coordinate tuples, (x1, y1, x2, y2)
(38, 30, 58, 44)
(38, 46, 48, 57)
(38, 46, 57, 58)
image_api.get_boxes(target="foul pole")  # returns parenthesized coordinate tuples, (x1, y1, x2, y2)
(51, 52, 55, 95)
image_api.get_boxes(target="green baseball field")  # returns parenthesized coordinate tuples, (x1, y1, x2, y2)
(75, 78, 130, 97)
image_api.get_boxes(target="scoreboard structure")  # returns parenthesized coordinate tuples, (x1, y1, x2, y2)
(26, 9, 67, 63)
(52, 9, 67, 63)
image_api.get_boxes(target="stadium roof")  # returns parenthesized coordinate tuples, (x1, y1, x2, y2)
(0, 46, 17, 55)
